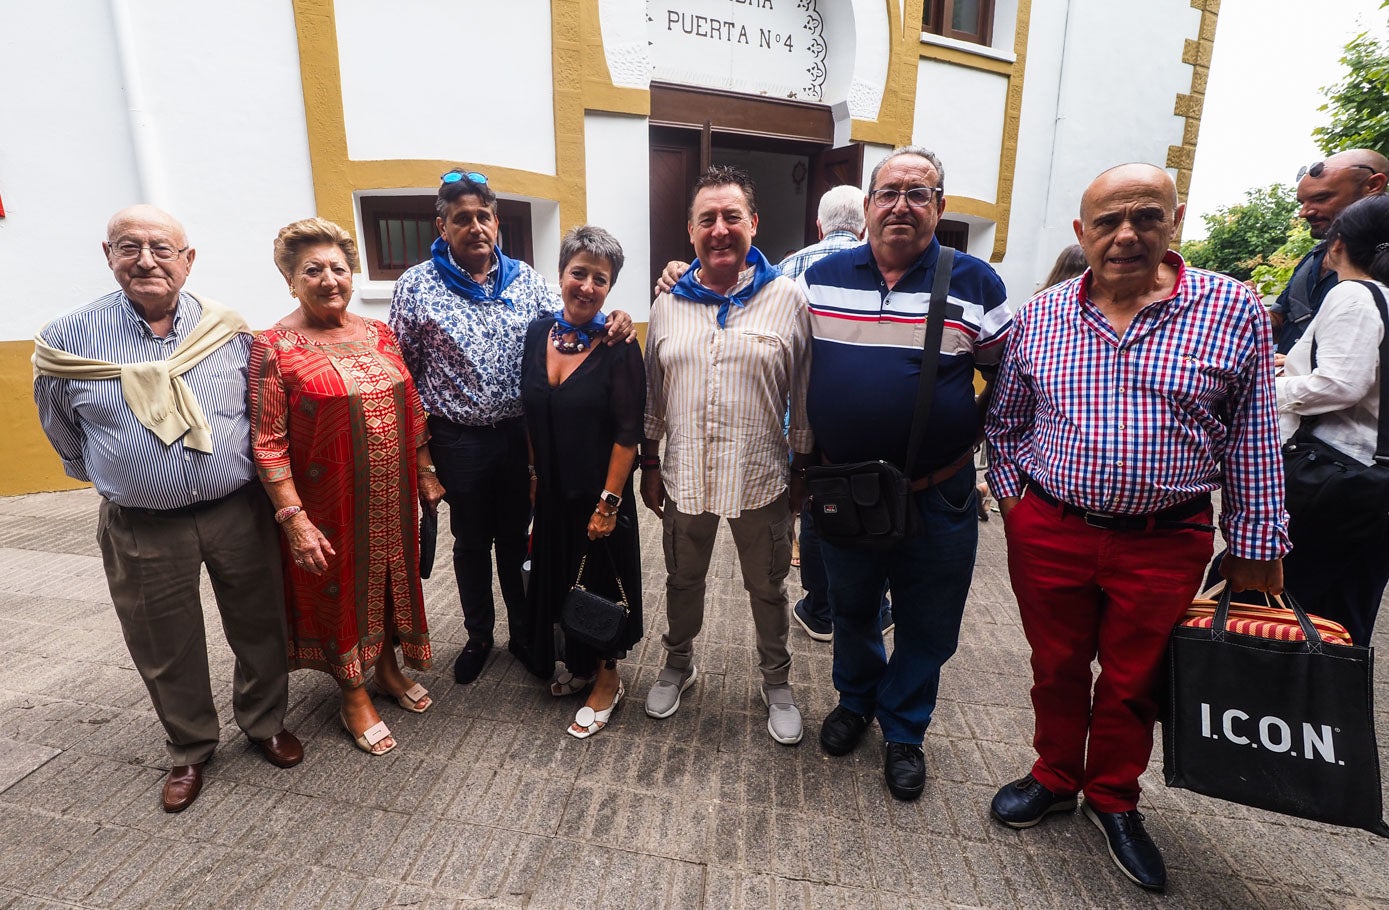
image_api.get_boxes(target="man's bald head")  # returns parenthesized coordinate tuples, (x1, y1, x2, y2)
(1079, 163, 1179, 221)
(1296, 149, 1388, 238)
(1322, 148, 1389, 178)
(103, 205, 195, 315)
(106, 205, 188, 247)
(1073, 163, 1184, 297)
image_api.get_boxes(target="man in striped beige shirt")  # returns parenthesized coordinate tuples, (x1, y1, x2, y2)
(640, 165, 814, 745)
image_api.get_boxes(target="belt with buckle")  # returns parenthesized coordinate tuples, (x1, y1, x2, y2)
(1024, 482, 1214, 532)
(908, 449, 975, 492)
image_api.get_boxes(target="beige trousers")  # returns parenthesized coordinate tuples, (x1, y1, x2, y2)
(660, 493, 793, 685)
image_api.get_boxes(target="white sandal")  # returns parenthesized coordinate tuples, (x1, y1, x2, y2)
(549, 666, 592, 697)
(376, 681, 431, 713)
(341, 709, 395, 756)
(568, 682, 624, 739)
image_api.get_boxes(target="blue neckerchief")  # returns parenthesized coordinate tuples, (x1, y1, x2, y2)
(552, 310, 608, 348)
(430, 236, 520, 309)
(671, 246, 781, 328)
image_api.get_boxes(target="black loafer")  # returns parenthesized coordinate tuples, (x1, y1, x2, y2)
(819, 705, 871, 756)
(883, 741, 925, 801)
(990, 774, 1077, 828)
(1083, 802, 1167, 892)
(453, 639, 493, 685)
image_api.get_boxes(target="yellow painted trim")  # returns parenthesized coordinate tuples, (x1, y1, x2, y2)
(2, 342, 90, 496)
(990, 0, 1031, 263)
(885, 0, 1030, 263)
(1169, 0, 1220, 243)
(852, 0, 922, 147)
(580, 0, 651, 116)
(945, 196, 999, 220)
(290, 0, 589, 248)
(918, 42, 1013, 76)
(551, 0, 588, 230)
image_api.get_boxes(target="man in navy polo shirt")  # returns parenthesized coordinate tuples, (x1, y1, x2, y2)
(801, 146, 1009, 800)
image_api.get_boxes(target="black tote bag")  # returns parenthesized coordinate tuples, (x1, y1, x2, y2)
(1163, 588, 1389, 835)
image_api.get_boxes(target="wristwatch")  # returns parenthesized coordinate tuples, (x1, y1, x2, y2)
(600, 489, 621, 509)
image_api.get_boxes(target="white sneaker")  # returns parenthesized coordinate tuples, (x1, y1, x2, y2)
(761, 683, 803, 745)
(645, 665, 698, 718)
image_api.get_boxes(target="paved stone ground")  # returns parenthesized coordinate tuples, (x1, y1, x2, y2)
(0, 489, 1386, 908)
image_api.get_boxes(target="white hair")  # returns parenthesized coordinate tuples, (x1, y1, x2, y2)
(817, 185, 867, 235)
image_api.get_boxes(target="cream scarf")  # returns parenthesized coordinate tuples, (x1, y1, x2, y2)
(32, 293, 251, 454)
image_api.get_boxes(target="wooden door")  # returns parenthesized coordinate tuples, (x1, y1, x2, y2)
(804, 143, 865, 244)
(649, 127, 701, 294)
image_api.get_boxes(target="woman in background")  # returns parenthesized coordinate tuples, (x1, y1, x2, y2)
(1276, 194, 1389, 643)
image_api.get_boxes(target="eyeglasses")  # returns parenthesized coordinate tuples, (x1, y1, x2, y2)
(1296, 161, 1380, 181)
(869, 186, 943, 208)
(441, 169, 488, 186)
(108, 241, 189, 261)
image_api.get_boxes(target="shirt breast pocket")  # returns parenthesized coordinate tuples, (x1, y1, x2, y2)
(735, 330, 786, 359)
(1145, 350, 1238, 410)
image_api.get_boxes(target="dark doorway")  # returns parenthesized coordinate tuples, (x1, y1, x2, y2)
(647, 84, 862, 291)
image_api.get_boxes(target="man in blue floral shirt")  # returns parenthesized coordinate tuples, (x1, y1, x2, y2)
(390, 170, 631, 684)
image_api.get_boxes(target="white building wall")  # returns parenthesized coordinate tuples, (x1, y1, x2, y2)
(583, 114, 653, 323)
(334, 0, 557, 174)
(913, 62, 1008, 206)
(990, 0, 1198, 302)
(0, 0, 318, 336)
(1018, 0, 1197, 296)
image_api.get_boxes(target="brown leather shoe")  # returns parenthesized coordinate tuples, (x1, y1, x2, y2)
(162, 762, 205, 813)
(254, 729, 304, 769)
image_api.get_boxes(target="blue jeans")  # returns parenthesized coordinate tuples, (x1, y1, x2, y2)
(820, 467, 978, 744)
(799, 499, 890, 624)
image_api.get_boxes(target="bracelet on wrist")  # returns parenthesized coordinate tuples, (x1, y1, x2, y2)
(528, 464, 537, 478)
(594, 508, 616, 519)
(274, 505, 304, 524)
(639, 456, 661, 471)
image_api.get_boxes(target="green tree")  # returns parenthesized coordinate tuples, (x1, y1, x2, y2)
(1314, 8, 1389, 155)
(1180, 184, 1299, 281)
(1248, 220, 1317, 298)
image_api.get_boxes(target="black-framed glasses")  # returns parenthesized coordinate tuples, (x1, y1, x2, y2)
(441, 169, 488, 186)
(1296, 161, 1380, 181)
(108, 241, 189, 261)
(869, 186, 943, 208)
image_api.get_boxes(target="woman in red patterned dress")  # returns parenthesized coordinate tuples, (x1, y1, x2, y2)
(249, 218, 446, 755)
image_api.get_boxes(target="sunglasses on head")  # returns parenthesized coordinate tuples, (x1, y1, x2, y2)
(1297, 161, 1380, 181)
(441, 169, 488, 186)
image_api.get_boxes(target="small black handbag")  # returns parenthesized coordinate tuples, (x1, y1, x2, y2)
(1282, 280, 1389, 538)
(805, 247, 954, 550)
(560, 542, 630, 651)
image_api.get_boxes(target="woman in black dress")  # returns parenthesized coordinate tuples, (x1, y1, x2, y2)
(521, 225, 645, 737)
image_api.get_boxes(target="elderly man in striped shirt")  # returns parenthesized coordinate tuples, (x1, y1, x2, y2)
(985, 164, 1289, 892)
(640, 165, 813, 745)
(34, 206, 301, 814)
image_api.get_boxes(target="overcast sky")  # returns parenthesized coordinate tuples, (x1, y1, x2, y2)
(1184, 0, 1388, 239)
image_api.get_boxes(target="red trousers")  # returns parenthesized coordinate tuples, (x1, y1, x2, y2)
(1004, 491, 1214, 812)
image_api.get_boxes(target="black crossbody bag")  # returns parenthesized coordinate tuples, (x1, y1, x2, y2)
(560, 540, 631, 651)
(1282, 280, 1389, 538)
(805, 246, 955, 550)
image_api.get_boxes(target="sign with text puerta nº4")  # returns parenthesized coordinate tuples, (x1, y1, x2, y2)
(648, 0, 826, 101)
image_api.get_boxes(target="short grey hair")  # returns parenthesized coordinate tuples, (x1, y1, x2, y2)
(817, 185, 866, 235)
(559, 225, 625, 282)
(868, 146, 946, 195)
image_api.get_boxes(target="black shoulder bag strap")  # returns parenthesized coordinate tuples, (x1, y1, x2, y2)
(1302, 280, 1389, 463)
(901, 245, 955, 477)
